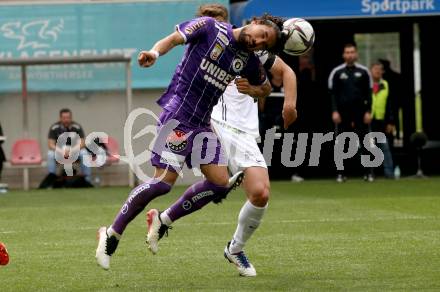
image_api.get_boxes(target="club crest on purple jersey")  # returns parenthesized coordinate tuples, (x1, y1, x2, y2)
(210, 43, 224, 61)
(167, 129, 189, 152)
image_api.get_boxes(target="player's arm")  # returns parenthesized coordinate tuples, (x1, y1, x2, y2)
(138, 31, 185, 68)
(48, 138, 68, 158)
(269, 56, 297, 129)
(235, 78, 272, 99)
(77, 126, 86, 149)
(329, 70, 341, 124)
(48, 138, 56, 151)
(363, 69, 373, 124)
(238, 55, 273, 99)
(364, 70, 373, 113)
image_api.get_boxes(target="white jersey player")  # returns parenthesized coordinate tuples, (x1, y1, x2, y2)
(211, 50, 297, 277)
(174, 4, 298, 277)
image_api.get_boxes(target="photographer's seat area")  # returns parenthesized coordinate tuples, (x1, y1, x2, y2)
(38, 158, 93, 189)
(38, 136, 121, 189)
(10, 139, 43, 191)
(2, 136, 125, 190)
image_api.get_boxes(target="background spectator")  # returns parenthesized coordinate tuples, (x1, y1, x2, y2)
(370, 61, 395, 178)
(43, 108, 91, 186)
(379, 59, 402, 140)
(328, 43, 373, 182)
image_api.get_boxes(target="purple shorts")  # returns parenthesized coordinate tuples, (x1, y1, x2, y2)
(150, 110, 227, 172)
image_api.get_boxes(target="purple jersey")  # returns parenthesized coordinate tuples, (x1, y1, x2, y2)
(157, 17, 267, 128)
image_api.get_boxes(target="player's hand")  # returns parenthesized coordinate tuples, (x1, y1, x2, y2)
(385, 123, 395, 134)
(138, 51, 157, 68)
(282, 103, 297, 129)
(332, 111, 341, 124)
(235, 78, 252, 95)
(364, 112, 372, 124)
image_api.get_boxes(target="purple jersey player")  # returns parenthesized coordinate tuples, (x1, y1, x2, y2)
(96, 15, 284, 270)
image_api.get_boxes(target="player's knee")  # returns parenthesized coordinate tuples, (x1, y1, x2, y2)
(249, 183, 270, 207)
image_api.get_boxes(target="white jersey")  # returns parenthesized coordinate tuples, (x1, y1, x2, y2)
(211, 53, 275, 138)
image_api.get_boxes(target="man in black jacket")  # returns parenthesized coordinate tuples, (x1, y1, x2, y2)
(328, 43, 373, 182)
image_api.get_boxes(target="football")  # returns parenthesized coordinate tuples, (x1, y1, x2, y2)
(282, 18, 315, 56)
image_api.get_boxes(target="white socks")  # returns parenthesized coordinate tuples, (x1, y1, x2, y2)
(229, 200, 267, 254)
(107, 226, 121, 240)
(160, 211, 173, 226)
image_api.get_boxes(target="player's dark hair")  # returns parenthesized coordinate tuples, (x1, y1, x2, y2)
(59, 108, 72, 116)
(196, 3, 228, 21)
(252, 14, 285, 54)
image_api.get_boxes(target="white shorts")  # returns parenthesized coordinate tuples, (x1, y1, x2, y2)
(211, 119, 267, 174)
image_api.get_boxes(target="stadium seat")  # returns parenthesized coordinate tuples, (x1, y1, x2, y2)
(10, 139, 43, 190)
(105, 137, 120, 164)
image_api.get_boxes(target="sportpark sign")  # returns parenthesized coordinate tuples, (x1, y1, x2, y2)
(0, 0, 227, 92)
(234, 0, 440, 24)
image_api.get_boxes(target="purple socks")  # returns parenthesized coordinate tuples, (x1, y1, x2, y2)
(164, 180, 229, 222)
(111, 179, 171, 235)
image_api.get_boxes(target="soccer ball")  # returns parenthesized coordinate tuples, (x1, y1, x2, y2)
(282, 18, 315, 56)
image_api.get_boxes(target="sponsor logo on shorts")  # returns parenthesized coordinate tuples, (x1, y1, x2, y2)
(167, 130, 188, 152)
(160, 151, 186, 167)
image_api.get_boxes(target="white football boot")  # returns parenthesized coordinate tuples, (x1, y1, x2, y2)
(228, 171, 244, 191)
(213, 171, 245, 204)
(96, 226, 119, 270)
(224, 241, 257, 277)
(146, 209, 171, 255)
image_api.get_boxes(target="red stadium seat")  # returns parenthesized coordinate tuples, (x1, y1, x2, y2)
(11, 139, 42, 165)
(10, 139, 43, 190)
(105, 137, 120, 164)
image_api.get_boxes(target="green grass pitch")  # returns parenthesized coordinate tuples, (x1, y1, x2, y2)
(1, 179, 440, 291)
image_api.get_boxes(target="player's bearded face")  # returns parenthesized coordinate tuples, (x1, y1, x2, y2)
(238, 24, 277, 51)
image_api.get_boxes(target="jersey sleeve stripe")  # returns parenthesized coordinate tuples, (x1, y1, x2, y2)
(355, 63, 373, 88)
(328, 63, 345, 89)
(175, 24, 187, 43)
